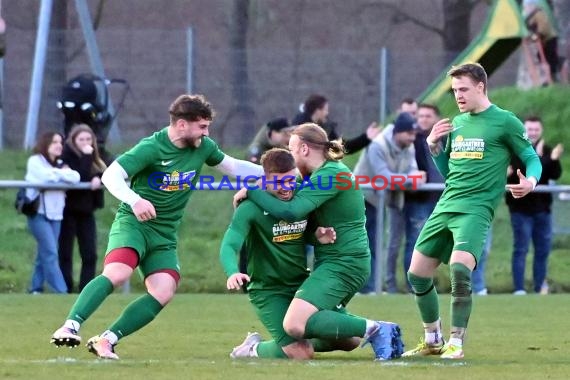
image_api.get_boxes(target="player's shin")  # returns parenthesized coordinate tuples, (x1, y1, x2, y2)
(106, 293, 163, 340)
(449, 263, 472, 345)
(408, 272, 442, 344)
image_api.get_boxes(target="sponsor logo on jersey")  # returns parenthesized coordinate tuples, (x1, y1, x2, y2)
(272, 219, 307, 242)
(450, 135, 484, 159)
(160, 170, 197, 191)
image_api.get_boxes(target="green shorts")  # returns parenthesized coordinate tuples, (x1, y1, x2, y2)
(249, 287, 351, 347)
(296, 257, 370, 310)
(106, 215, 179, 278)
(414, 211, 491, 266)
(249, 288, 297, 347)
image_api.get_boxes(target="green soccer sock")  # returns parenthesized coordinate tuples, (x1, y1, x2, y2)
(310, 338, 337, 352)
(108, 293, 164, 340)
(256, 340, 288, 358)
(66, 275, 114, 324)
(408, 272, 440, 324)
(450, 263, 472, 329)
(304, 310, 366, 339)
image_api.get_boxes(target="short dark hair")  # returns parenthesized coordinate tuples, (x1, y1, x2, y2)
(169, 94, 215, 124)
(418, 103, 440, 116)
(447, 63, 488, 92)
(400, 97, 416, 106)
(33, 131, 63, 166)
(260, 148, 296, 174)
(524, 115, 543, 123)
(303, 94, 328, 117)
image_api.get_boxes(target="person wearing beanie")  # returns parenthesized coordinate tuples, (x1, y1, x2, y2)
(354, 112, 426, 295)
(247, 117, 296, 163)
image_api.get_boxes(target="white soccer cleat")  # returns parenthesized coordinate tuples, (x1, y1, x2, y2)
(230, 332, 262, 359)
(86, 335, 119, 360)
(51, 327, 81, 348)
(440, 343, 464, 359)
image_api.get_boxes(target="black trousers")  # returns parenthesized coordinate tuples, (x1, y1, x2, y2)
(58, 210, 98, 292)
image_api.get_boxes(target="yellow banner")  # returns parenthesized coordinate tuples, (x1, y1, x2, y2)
(450, 152, 484, 159)
(273, 233, 303, 242)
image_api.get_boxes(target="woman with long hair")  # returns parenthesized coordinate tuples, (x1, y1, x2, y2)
(59, 124, 107, 292)
(26, 132, 80, 293)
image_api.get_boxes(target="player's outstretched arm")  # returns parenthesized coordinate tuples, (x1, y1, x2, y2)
(214, 155, 265, 178)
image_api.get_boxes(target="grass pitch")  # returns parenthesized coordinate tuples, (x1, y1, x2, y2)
(1, 293, 569, 380)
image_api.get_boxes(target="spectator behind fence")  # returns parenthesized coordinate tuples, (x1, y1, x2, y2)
(246, 117, 296, 164)
(354, 112, 426, 294)
(58, 124, 107, 293)
(25, 132, 80, 294)
(506, 115, 563, 295)
(292, 94, 380, 154)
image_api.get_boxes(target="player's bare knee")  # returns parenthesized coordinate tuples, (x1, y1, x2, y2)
(283, 321, 305, 340)
(101, 265, 132, 287)
(282, 341, 314, 360)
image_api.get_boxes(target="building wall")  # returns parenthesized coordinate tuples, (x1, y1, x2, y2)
(3, 0, 519, 148)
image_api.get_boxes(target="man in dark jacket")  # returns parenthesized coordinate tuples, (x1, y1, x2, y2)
(292, 94, 379, 154)
(506, 115, 563, 295)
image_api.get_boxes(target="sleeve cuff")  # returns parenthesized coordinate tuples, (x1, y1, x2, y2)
(529, 177, 538, 190)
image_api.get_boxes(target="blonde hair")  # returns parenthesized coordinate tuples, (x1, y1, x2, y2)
(66, 124, 107, 173)
(293, 123, 345, 161)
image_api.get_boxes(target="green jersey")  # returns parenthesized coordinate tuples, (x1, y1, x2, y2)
(219, 200, 309, 290)
(247, 160, 369, 265)
(436, 105, 540, 218)
(116, 128, 225, 232)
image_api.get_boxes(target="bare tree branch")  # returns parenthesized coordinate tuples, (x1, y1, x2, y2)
(359, 1, 444, 38)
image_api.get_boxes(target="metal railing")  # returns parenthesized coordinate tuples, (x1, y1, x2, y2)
(2, 180, 570, 294)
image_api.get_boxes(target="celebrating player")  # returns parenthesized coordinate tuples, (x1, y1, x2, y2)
(233, 123, 404, 361)
(50, 94, 264, 359)
(221, 148, 361, 359)
(403, 63, 542, 359)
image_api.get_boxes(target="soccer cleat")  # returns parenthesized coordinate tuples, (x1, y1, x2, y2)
(229, 332, 262, 359)
(51, 327, 81, 348)
(402, 338, 445, 357)
(361, 321, 404, 360)
(440, 343, 464, 359)
(86, 336, 119, 360)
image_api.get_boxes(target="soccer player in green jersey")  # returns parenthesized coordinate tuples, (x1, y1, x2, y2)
(221, 148, 361, 359)
(403, 63, 542, 359)
(50, 94, 264, 359)
(233, 123, 404, 360)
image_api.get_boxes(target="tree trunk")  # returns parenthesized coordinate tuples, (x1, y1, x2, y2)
(222, 0, 255, 146)
(442, 0, 473, 62)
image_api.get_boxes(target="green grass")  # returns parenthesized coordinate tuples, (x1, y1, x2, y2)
(1, 86, 570, 294)
(0, 294, 569, 379)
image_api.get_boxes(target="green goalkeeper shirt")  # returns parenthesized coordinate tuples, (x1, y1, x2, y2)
(433, 104, 542, 219)
(219, 200, 310, 291)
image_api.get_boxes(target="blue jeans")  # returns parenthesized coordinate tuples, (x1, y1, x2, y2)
(472, 228, 492, 293)
(510, 212, 552, 293)
(360, 202, 378, 293)
(385, 201, 435, 293)
(27, 214, 67, 293)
